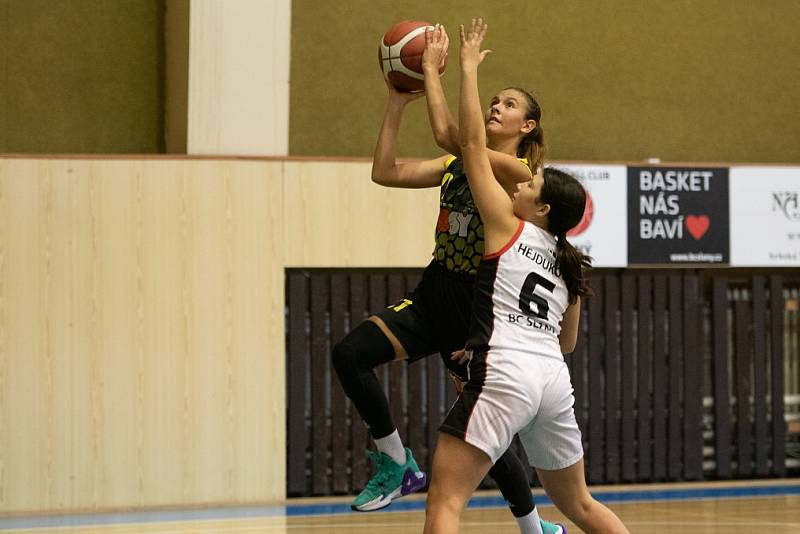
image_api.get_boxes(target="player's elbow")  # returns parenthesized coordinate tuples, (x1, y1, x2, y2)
(458, 137, 484, 155)
(560, 337, 577, 354)
(432, 123, 459, 149)
(458, 123, 486, 150)
(433, 131, 457, 153)
(370, 166, 395, 186)
(371, 173, 391, 186)
(432, 126, 449, 145)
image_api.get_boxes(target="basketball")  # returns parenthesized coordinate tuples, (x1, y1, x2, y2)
(378, 20, 446, 93)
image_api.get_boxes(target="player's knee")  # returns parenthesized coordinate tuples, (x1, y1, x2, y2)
(425, 486, 463, 516)
(331, 339, 356, 376)
(573, 495, 594, 517)
(555, 492, 594, 523)
(331, 320, 394, 375)
(330, 338, 370, 378)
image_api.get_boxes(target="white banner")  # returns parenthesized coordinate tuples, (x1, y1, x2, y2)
(549, 164, 628, 267)
(730, 167, 800, 266)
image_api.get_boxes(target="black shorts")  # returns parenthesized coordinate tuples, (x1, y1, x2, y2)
(374, 260, 475, 380)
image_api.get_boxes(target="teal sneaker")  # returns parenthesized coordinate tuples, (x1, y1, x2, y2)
(540, 519, 567, 534)
(351, 448, 427, 512)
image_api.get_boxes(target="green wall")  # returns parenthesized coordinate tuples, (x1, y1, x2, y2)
(290, 0, 800, 163)
(0, 0, 162, 153)
(2, 1, 798, 161)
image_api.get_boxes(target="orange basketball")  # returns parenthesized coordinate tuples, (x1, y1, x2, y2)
(378, 20, 446, 92)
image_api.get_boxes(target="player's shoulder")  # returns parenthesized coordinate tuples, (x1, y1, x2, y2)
(523, 221, 556, 246)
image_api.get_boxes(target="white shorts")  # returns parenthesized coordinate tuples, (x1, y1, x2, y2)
(440, 349, 584, 470)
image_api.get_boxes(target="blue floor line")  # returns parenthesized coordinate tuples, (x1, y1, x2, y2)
(1, 483, 798, 530)
(285, 484, 800, 516)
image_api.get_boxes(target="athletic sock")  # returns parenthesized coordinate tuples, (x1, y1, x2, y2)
(374, 429, 407, 465)
(516, 507, 544, 534)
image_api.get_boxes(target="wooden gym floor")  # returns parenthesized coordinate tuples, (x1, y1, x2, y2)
(1, 479, 798, 533)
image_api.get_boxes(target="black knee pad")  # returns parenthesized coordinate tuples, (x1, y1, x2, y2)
(331, 320, 398, 438)
(491, 448, 535, 517)
(331, 320, 396, 373)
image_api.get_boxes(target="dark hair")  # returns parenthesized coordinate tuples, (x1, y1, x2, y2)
(506, 87, 545, 174)
(540, 168, 592, 303)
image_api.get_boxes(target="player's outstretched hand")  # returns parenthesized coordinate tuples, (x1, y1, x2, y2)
(422, 23, 449, 76)
(459, 17, 491, 70)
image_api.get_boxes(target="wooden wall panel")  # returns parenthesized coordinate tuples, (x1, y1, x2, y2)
(711, 277, 732, 478)
(770, 276, 786, 476)
(187, 0, 291, 156)
(636, 275, 653, 481)
(281, 161, 438, 268)
(285, 268, 798, 495)
(0, 159, 284, 512)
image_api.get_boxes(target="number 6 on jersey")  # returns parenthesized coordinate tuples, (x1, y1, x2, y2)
(518, 272, 555, 320)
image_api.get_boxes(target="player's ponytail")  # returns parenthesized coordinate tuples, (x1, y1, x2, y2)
(541, 168, 592, 303)
(508, 87, 546, 173)
(554, 233, 591, 303)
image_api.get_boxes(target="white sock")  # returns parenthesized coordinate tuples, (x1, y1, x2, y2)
(374, 430, 407, 465)
(516, 507, 544, 534)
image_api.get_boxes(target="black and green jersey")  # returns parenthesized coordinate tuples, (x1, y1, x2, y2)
(433, 155, 528, 276)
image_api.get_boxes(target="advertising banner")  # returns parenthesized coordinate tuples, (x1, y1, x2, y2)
(549, 164, 628, 267)
(627, 166, 729, 264)
(730, 167, 800, 266)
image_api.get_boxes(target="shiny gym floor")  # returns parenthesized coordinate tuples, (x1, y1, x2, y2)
(1, 479, 798, 533)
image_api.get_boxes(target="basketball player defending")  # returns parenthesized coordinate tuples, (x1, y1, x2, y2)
(423, 18, 630, 534)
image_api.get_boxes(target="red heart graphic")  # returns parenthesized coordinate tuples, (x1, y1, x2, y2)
(685, 215, 710, 240)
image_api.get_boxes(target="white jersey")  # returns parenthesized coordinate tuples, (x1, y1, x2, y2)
(466, 219, 569, 360)
(444, 219, 583, 468)
(442, 219, 583, 467)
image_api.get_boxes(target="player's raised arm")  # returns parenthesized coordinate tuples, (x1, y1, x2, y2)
(422, 24, 460, 155)
(371, 81, 450, 189)
(458, 19, 517, 239)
